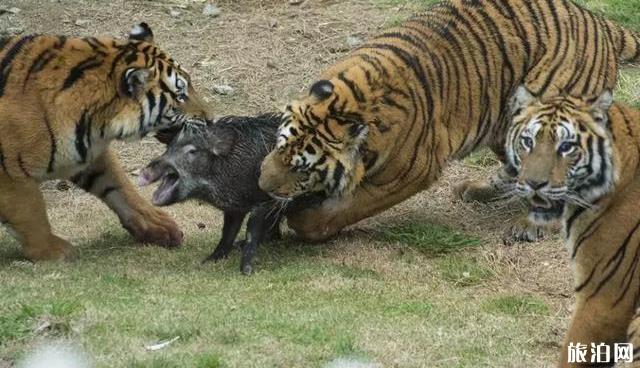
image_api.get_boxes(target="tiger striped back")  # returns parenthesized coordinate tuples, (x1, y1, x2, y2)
(257, 0, 640, 241)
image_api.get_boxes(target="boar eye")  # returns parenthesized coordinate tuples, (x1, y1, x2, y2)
(182, 145, 198, 156)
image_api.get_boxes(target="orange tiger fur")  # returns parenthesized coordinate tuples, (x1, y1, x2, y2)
(257, 0, 640, 241)
(0, 23, 209, 260)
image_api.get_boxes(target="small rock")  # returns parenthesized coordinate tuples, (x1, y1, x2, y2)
(6, 27, 24, 35)
(202, 3, 221, 17)
(168, 9, 181, 17)
(289, 0, 304, 5)
(56, 180, 72, 191)
(462, 272, 471, 278)
(8, 7, 21, 14)
(34, 320, 52, 334)
(10, 260, 33, 268)
(74, 18, 89, 27)
(212, 84, 234, 95)
(346, 35, 364, 48)
(269, 19, 278, 28)
(197, 222, 206, 229)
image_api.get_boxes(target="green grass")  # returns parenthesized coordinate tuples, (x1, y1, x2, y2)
(372, 0, 440, 27)
(616, 68, 640, 108)
(382, 222, 482, 255)
(574, 0, 640, 29)
(463, 148, 500, 169)
(482, 295, 550, 317)
(0, 223, 553, 367)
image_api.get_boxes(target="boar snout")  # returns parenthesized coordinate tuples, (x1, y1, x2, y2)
(138, 160, 168, 187)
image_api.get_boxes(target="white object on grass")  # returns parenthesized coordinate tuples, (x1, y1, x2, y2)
(144, 336, 180, 351)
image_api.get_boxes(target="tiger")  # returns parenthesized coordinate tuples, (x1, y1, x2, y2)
(257, 0, 640, 242)
(0, 23, 209, 261)
(504, 86, 640, 367)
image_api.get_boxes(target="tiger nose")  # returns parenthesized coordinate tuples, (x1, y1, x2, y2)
(526, 179, 549, 190)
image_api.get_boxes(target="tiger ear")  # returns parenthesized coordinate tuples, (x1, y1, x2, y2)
(591, 89, 613, 112)
(590, 89, 613, 125)
(129, 22, 154, 43)
(309, 80, 334, 102)
(119, 68, 149, 99)
(510, 85, 537, 114)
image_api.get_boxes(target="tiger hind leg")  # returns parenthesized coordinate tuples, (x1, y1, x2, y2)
(0, 177, 73, 261)
(71, 147, 183, 247)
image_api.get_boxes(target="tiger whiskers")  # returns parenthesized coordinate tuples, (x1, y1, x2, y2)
(565, 192, 597, 210)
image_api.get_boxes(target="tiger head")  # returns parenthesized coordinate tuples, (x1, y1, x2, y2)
(258, 80, 369, 200)
(505, 85, 617, 225)
(112, 23, 210, 138)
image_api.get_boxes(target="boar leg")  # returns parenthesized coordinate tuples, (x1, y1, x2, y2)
(203, 211, 246, 263)
(240, 206, 270, 275)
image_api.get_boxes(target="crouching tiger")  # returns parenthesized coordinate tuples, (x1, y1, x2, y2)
(0, 23, 209, 261)
(504, 86, 640, 367)
(257, 0, 640, 242)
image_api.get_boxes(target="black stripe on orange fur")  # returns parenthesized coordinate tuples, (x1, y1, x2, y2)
(43, 116, 57, 173)
(0, 35, 35, 98)
(62, 55, 104, 90)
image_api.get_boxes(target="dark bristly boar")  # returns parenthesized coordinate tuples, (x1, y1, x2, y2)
(138, 114, 321, 274)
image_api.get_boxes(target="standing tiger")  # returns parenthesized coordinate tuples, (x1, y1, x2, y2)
(257, 0, 640, 241)
(503, 86, 640, 367)
(0, 23, 209, 261)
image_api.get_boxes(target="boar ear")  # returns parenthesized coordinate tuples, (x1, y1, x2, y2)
(155, 126, 181, 145)
(209, 128, 236, 156)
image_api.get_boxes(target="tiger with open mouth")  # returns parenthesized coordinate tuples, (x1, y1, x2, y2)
(505, 86, 640, 367)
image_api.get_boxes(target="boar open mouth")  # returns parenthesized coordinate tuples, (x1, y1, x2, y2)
(139, 166, 180, 206)
(152, 172, 180, 206)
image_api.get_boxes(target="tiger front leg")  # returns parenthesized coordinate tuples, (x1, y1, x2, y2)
(287, 178, 425, 241)
(72, 148, 183, 247)
(559, 301, 630, 368)
(0, 177, 73, 261)
(613, 308, 640, 367)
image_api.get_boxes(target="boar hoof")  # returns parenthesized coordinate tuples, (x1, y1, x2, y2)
(203, 249, 230, 263)
(241, 263, 253, 275)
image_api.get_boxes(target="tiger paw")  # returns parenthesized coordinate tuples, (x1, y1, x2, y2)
(454, 179, 501, 203)
(287, 208, 342, 242)
(453, 180, 474, 201)
(502, 218, 545, 245)
(24, 236, 75, 261)
(122, 207, 183, 248)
